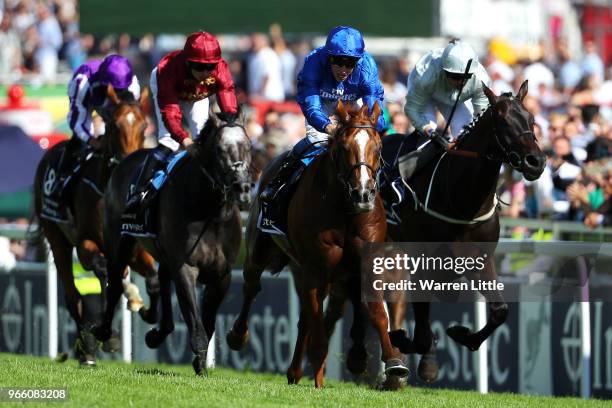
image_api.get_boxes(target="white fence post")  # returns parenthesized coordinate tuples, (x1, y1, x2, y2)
(476, 299, 488, 394)
(46, 240, 58, 359)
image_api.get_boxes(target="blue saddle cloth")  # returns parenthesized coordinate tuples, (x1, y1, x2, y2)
(257, 146, 327, 236)
(121, 150, 188, 238)
(379, 133, 419, 225)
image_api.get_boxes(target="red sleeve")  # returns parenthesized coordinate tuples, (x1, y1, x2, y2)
(215, 59, 238, 114)
(156, 53, 189, 142)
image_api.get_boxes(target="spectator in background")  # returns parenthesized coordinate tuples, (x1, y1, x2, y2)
(555, 39, 582, 94)
(549, 135, 582, 219)
(581, 39, 605, 85)
(0, 12, 22, 83)
(247, 32, 284, 102)
(380, 59, 407, 106)
(270, 23, 297, 100)
(34, 3, 62, 83)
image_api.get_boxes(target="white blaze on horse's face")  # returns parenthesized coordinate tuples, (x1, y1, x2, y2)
(355, 130, 371, 190)
(125, 112, 135, 126)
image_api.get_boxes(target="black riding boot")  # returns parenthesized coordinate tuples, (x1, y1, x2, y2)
(124, 146, 173, 212)
(259, 153, 300, 203)
(56, 137, 87, 190)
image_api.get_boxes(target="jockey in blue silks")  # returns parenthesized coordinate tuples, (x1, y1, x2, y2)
(260, 25, 385, 202)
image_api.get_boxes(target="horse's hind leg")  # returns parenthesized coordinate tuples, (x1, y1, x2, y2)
(287, 297, 310, 385)
(145, 264, 174, 348)
(129, 248, 159, 324)
(304, 286, 329, 389)
(226, 258, 265, 351)
(174, 264, 209, 376)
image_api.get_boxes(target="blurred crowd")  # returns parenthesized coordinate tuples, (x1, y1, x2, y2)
(1, 1, 612, 238)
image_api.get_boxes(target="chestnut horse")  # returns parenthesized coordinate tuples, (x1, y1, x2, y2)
(384, 81, 546, 379)
(33, 85, 156, 363)
(227, 101, 409, 389)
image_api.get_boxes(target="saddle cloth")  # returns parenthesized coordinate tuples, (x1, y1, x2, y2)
(257, 146, 326, 236)
(120, 151, 187, 238)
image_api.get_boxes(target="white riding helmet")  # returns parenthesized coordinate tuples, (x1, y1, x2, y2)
(441, 40, 478, 75)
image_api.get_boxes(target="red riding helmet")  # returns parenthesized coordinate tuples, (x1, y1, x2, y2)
(183, 31, 222, 64)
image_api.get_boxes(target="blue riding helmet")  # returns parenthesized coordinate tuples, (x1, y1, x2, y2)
(324, 26, 365, 59)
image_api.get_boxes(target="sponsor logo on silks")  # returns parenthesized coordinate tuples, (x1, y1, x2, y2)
(43, 168, 57, 197)
(319, 90, 357, 101)
(261, 218, 274, 227)
(122, 223, 144, 232)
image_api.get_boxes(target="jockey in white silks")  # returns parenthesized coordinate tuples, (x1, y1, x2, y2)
(405, 40, 492, 141)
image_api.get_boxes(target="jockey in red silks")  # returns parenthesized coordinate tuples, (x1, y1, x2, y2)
(125, 31, 238, 211)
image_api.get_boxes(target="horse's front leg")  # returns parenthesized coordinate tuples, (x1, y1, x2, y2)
(174, 263, 209, 376)
(446, 259, 508, 351)
(304, 285, 328, 388)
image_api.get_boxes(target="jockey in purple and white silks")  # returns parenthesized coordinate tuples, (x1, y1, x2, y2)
(260, 25, 385, 202)
(405, 40, 491, 140)
(58, 55, 140, 189)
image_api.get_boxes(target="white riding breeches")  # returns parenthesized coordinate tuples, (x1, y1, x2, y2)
(150, 67, 210, 152)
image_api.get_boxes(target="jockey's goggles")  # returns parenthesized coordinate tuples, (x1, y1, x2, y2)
(330, 56, 359, 69)
(188, 61, 217, 72)
(444, 70, 472, 81)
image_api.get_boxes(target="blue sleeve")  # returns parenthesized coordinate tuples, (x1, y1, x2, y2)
(296, 51, 331, 133)
(359, 54, 386, 132)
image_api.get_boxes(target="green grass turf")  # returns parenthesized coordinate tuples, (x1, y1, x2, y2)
(0, 353, 607, 407)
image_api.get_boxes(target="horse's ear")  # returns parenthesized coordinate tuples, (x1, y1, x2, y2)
(482, 81, 497, 106)
(139, 86, 151, 114)
(107, 84, 121, 105)
(517, 80, 529, 102)
(370, 101, 381, 126)
(208, 109, 222, 128)
(336, 100, 350, 123)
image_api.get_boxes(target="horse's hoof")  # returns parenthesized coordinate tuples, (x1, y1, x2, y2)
(380, 374, 404, 391)
(145, 329, 167, 349)
(102, 331, 121, 353)
(226, 328, 249, 351)
(388, 329, 414, 354)
(384, 358, 410, 378)
(79, 355, 97, 367)
(417, 340, 439, 383)
(192, 352, 208, 377)
(286, 368, 302, 385)
(92, 325, 112, 342)
(139, 307, 159, 324)
(446, 325, 479, 351)
(55, 352, 69, 363)
(346, 346, 368, 375)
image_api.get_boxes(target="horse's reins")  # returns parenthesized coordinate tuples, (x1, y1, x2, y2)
(184, 121, 251, 262)
(333, 123, 380, 195)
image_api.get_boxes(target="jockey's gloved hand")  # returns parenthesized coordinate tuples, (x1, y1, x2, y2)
(421, 123, 437, 139)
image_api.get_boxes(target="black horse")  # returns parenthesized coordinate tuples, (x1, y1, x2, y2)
(94, 111, 252, 375)
(384, 81, 546, 379)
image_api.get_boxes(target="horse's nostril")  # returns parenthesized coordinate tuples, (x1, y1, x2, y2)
(525, 154, 541, 168)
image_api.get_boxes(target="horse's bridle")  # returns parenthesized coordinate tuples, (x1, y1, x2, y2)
(197, 122, 252, 201)
(450, 105, 536, 170)
(333, 123, 381, 197)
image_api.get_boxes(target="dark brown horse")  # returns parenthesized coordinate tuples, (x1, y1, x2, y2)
(33, 85, 156, 364)
(95, 111, 252, 375)
(384, 81, 546, 379)
(227, 101, 409, 389)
